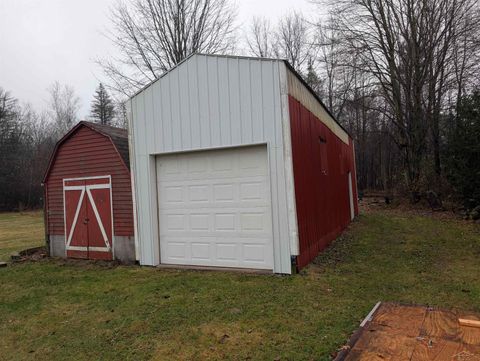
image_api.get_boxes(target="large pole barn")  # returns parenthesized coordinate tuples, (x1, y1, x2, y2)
(128, 54, 358, 274)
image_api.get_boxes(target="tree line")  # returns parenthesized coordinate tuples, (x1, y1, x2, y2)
(0, 83, 125, 211)
(2, 0, 480, 212)
(99, 0, 480, 210)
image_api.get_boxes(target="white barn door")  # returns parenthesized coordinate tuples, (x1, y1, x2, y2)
(156, 145, 274, 270)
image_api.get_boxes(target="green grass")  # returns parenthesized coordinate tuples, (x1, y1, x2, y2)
(0, 211, 44, 262)
(0, 209, 479, 360)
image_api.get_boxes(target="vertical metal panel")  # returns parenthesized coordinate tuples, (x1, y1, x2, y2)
(239, 60, 253, 143)
(207, 56, 221, 147)
(279, 64, 299, 256)
(151, 82, 163, 152)
(145, 86, 156, 153)
(250, 60, 264, 142)
(180, 59, 192, 149)
(127, 100, 140, 260)
(269, 62, 293, 269)
(130, 54, 298, 274)
(217, 57, 231, 145)
(228, 58, 242, 145)
(160, 75, 172, 152)
(196, 55, 209, 147)
(171, 68, 182, 150)
(288, 93, 358, 270)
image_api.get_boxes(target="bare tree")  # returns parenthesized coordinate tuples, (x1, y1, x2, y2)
(0, 88, 56, 210)
(245, 16, 275, 58)
(318, 0, 480, 197)
(314, 14, 359, 119)
(114, 101, 129, 129)
(244, 12, 312, 73)
(47, 82, 80, 136)
(274, 12, 311, 71)
(101, 0, 237, 96)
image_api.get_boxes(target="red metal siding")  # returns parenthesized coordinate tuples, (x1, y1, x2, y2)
(45, 126, 134, 237)
(289, 95, 358, 270)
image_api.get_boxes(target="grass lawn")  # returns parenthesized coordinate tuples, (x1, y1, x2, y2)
(0, 211, 44, 262)
(0, 207, 479, 360)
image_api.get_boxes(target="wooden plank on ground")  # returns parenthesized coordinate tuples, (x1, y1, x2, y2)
(411, 338, 480, 361)
(420, 308, 461, 341)
(371, 303, 427, 338)
(457, 313, 480, 346)
(336, 303, 480, 361)
(459, 319, 480, 328)
(346, 331, 417, 360)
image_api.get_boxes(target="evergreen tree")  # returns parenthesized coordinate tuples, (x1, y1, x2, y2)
(304, 58, 323, 98)
(90, 83, 115, 125)
(445, 91, 480, 208)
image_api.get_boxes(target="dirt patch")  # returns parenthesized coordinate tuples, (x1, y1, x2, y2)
(11, 246, 47, 263)
(52, 257, 126, 269)
(10, 250, 130, 269)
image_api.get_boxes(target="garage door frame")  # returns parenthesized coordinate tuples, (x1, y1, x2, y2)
(153, 143, 275, 270)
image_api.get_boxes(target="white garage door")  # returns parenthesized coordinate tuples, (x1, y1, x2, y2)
(156, 145, 274, 270)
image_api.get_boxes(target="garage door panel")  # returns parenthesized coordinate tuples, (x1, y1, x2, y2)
(243, 244, 268, 263)
(240, 212, 267, 231)
(211, 153, 234, 172)
(163, 214, 186, 231)
(159, 178, 268, 207)
(164, 186, 184, 203)
(214, 213, 236, 231)
(188, 185, 210, 203)
(187, 154, 209, 173)
(165, 241, 188, 260)
(157, 145, 273, 270)
(157, 149, 268, 182)
(213, 184, 236, 202)
(216, 243, 237, 261)
(159, 208, 272, 237)
(191, 242, 211, 260)
(190, 214, 210, 231)
(240, 181, 265, 201)
(162, 238, 273, 269)
(159, 190, 269, 209)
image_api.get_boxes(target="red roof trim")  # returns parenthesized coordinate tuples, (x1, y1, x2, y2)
(42, 121, 130, 184)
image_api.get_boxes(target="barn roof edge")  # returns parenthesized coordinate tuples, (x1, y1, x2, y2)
(42, 121, 130, 184)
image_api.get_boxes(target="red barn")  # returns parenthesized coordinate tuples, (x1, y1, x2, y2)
(43, 121, 135, 262)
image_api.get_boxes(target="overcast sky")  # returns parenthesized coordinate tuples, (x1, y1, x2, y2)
(0, 0, 315, 118)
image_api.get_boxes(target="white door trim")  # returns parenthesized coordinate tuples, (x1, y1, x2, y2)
(63, 175, 115, 256)
(156, 145, 274, 270)
(85, 187, 111, 250)
(66, 187, 86, 248)
(348, 172, 355, 221)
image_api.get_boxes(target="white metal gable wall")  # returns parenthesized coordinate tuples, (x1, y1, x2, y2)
(128, 54, 298, 274)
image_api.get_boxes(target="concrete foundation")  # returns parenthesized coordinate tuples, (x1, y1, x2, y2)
(48, 234, 135, 263)
(49, 234, 66, 257)
(113, 236, 136, 263)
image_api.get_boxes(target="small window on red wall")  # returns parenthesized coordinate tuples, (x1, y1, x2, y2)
(319, 136, 328, 175)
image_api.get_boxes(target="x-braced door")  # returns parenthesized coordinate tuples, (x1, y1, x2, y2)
(64, 176, 113, 260)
